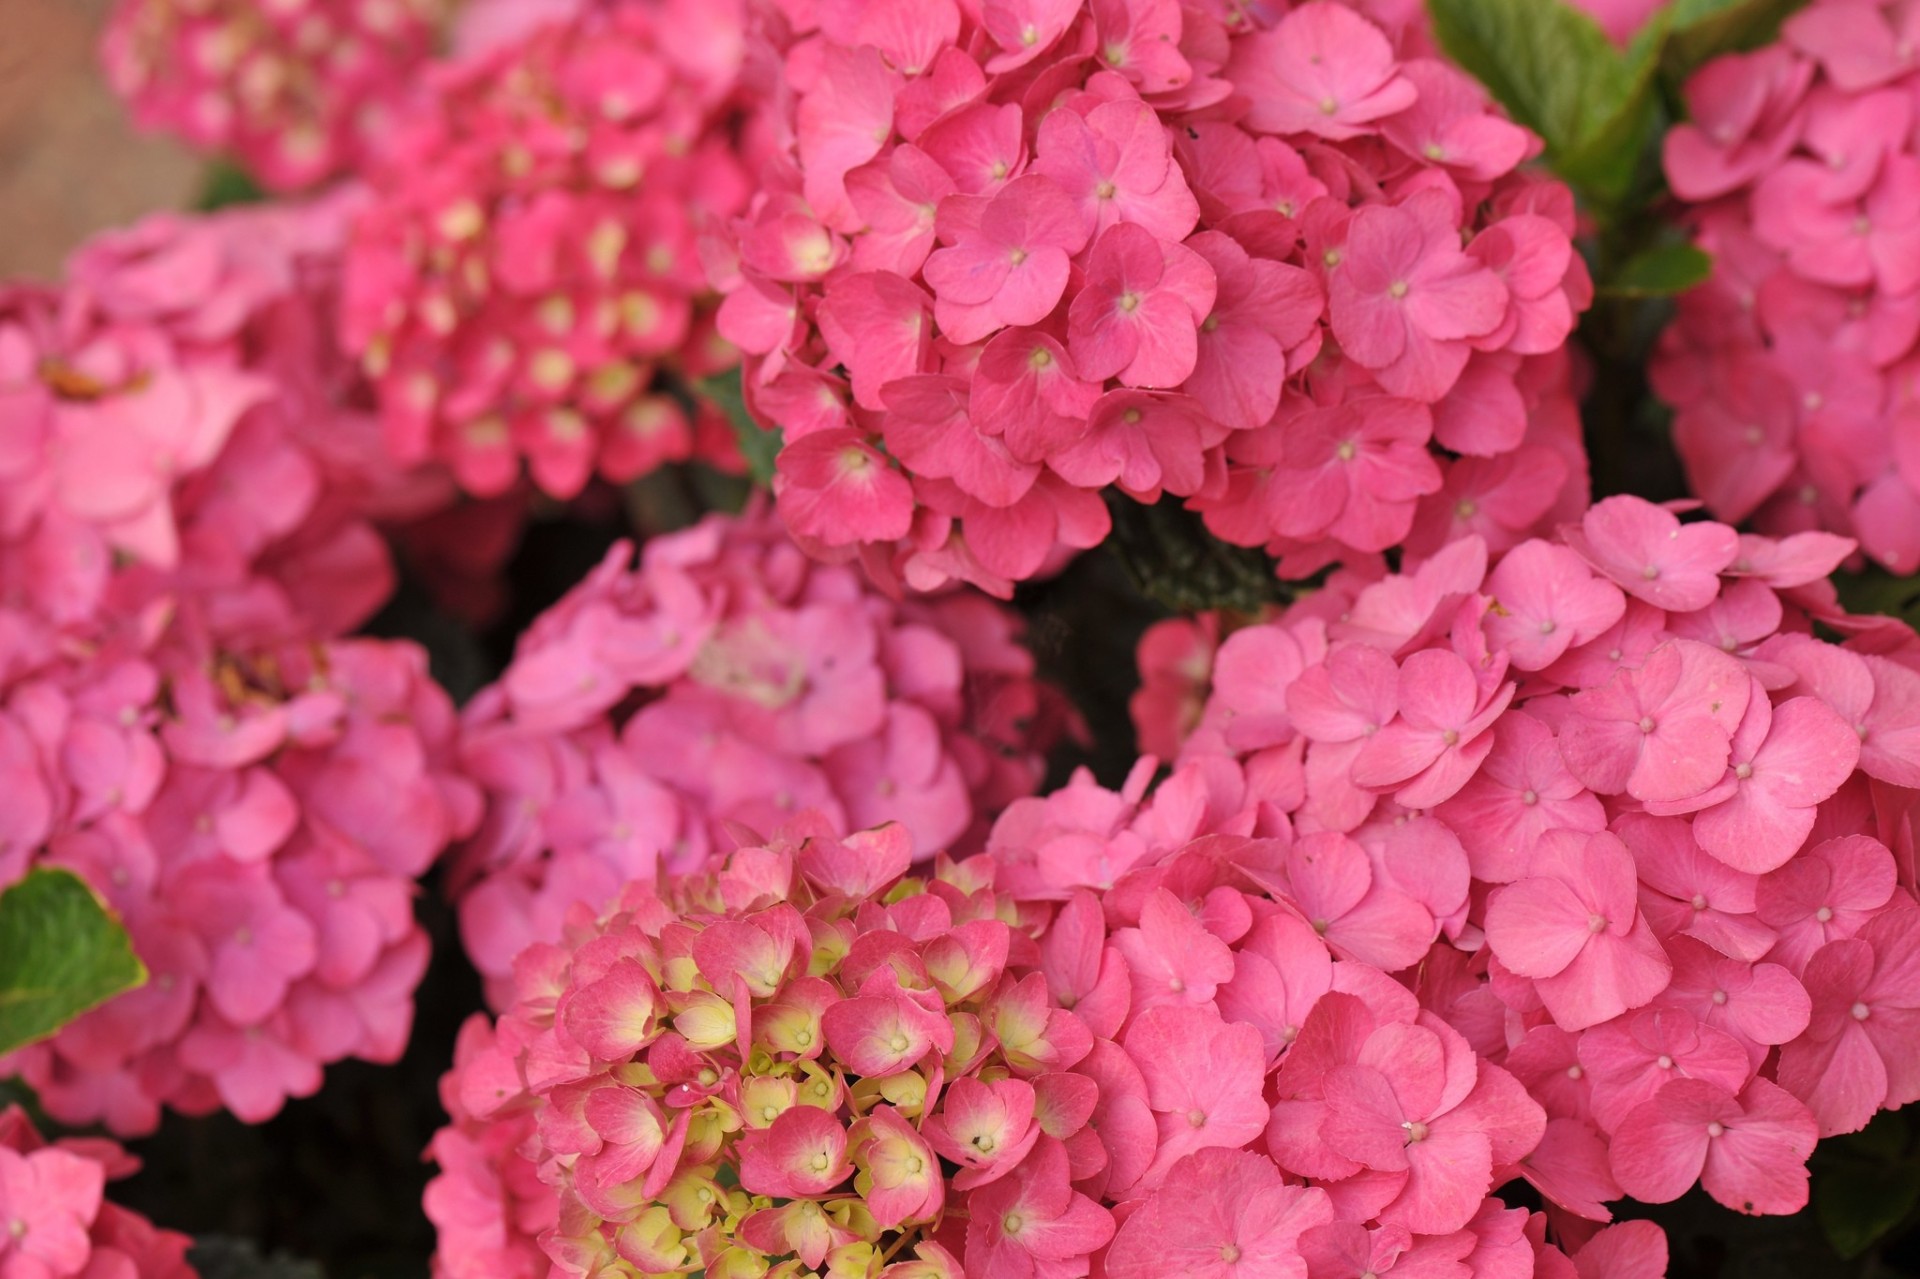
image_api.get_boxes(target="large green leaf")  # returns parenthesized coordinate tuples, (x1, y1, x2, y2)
(0, 869, 146, 1055)
(1428, 0, 1627, 153)
(696, 369, 782, 488)
(1666, 0, 1813, 80)
(1427, 0, 1668, 206)
(1600, 242, 1715, 297)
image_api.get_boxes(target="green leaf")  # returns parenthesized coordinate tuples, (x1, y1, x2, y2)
(1102, 495, 1290, 615)
(1428, 0, 1624, 151)
(1815, 1111, 1920, 1259)
(1834, 569, 1920, 627)
(0, 869, 146, 1055)
(1666, 0, 1813, 81)
(696, 369, 782, 488)
(1426, 0, 1668, 206)
(1600, 242, 1714, 297)
(196, 162, 266, 212)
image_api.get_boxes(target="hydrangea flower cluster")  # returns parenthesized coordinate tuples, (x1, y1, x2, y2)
(0, 203, 485, 1135)
(715, 0, 1593, 594)
(430, 820, 1114, 1279)
(1652, 0, 1920, 573)
(1101, 493, 1920, 1228)
(426, 810, 1675, 1279)
(1, 194, 461, 644)
(447, 505, 1066, 1002)
(0, 1106, 198, 1279)
(100, 0, 441, 192)
(340, 0, 766, 500)
(0, 615, 480, 1134)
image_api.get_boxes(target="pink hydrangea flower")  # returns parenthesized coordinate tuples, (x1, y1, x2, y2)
(1, 196, 460, 640)
(341, 0, 763, 499)
(427, 822, 1121, 1278)
(448, 506, 1068, 1002)
(716, 0, 1589, 594)
(1, 628, 477, 1135)
(1655, 15, 1920, 572)
(0, 1106, 197, 1279)
(1105, 1149, 1334, 1279)
(1608, 1078, 1818, 1216)
(1055, 505, 1920, 1244)
(101, 0, 439, 190)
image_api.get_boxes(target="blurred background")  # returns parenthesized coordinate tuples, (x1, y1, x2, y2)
(0, 0, 197, 278)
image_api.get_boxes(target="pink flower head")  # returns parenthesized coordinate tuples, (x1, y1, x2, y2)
(1330, 191, 1511, 402)
(340, 3, 760, 498)
(852, 1106, 944, 1229)
(963, 1137, 1114, 1276)
(1350, 648, 1514, 808)
(4, 616, 475, 1137)
(1577, 1007, 1753, 1135)
(432, 827, 1132, 1277)
(1032, 95, 1201, 244)
(1486, 830, 1672, 1031)
(1563, 497, 1741, 613)
(1231, 2, 1418, 140)
(737, 1106, 853, 1198)
(1123, 1004, 1269, 1190)
(449, 509, 1062, 998)
(924, 176, 1091, 345)
(1110, 885, 1235, 1013)
(1484, 541, 1627, 671)
(1776, 901, 1920, 1135)
(922, 1077, 1041, 1188)
(1067, 224, 1217, 389)
(715, 0, 1588, 589)
(0, 1107, 196, 1279)
(1557, 639, 1752, 806)
(0, 1144, 102, 1278)
(1320, 1016, 1545, 1234)
(1653, 16, 1920, 569)
(1609, 1078, 1817, 1215)
(1755, 834, 1898, 974)
(1691, 694, 1862, 873)
(102, 0, 438, 190)
(1106, 1149, 1335, 1279)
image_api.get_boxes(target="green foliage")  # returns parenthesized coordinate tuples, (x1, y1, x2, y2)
(1814, 1110, 1920, 1259)
(0, 868, 146, 1055)
(1835, 569, 1920, 630)
(1665, 0, 1813, 80)
(1427, 0, 1813, 210)
(1102, 495, 1290, 615)
(1427, 0, 1668, 207)
(1599, 242, 1715, 297)
(697, 368, 783, 487)
(196, 162, 266, 211)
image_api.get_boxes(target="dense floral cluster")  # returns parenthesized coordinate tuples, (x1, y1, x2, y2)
(1112, 494, 1920, 1224)
(715, 0, 1592, 594)
(0, 195, 462, 643)
(0, 615, 479, 1134)
(426, 812, 1676, 1279)
(1652, 0, 1920, 573)
(447, 504, 1066, 1002)
(100, 0, 440, 191)
(0, 1107, 198, 1279)
(0, 202, 485, 1134)
(340, 0, 767, 500)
